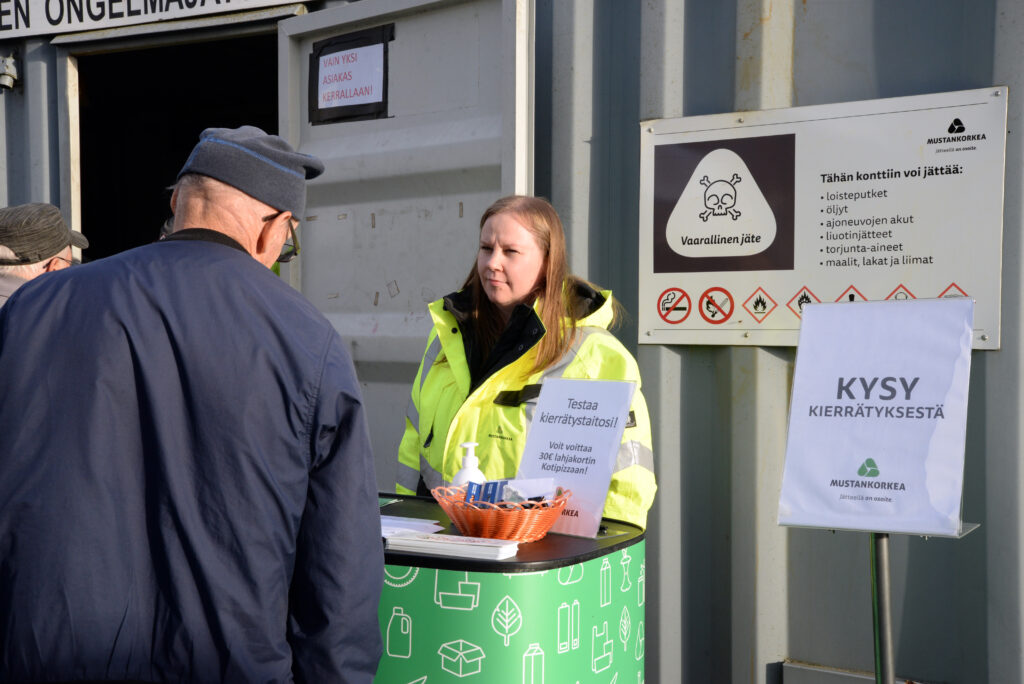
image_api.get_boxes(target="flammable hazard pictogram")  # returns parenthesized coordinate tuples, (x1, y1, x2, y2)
(835, 285, 867, 303)
(698, 287, 734, 324)
(657, 287, 691, 324)
(885, 284, 916, 301)
(939, 282, 969, 299)
(787, 286, 820, 318)
(743, 287, 777, 324)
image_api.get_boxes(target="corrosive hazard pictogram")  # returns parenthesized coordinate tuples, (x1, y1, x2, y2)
(939, 282, 968, 298)
(787, 286, 820, 318)
(743, 287, 777, 324)
(886, 284, 916, 301)
(699, 287, 733, 324)
(835, 285, 867, 303)
(657, 288, 691, 324)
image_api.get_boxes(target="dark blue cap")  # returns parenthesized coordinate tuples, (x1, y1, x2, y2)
(177, 126, 325, 219)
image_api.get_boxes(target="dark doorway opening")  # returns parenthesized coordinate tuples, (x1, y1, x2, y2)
(77, 33, 277, 261)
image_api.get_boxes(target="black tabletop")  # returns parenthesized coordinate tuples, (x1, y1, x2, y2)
(380, 493, 645, 573)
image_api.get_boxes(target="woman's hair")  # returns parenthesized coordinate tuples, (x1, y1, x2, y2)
(462, 195, 597, 373)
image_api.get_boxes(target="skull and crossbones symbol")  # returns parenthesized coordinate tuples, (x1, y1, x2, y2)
(698, 173, 742, 221)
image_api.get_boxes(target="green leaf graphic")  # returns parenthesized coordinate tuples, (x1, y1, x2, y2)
(858, 458, 880, 478)
(491, 595, 522, 647)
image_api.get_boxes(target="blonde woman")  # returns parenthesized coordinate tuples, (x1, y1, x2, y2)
(397, 195, 656, 529)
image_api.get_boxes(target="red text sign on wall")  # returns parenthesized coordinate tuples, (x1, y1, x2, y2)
(318, 43, 384, 109)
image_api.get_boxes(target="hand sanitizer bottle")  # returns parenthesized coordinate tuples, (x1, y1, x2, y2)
(452, 441, 485, 485)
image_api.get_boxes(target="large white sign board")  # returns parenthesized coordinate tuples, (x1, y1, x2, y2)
(639, 87, 1006, 349)
(778, 298, 973, 537)
(517, 378, 635, 537)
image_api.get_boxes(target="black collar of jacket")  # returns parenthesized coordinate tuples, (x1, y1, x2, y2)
(442, 281, 606, 392)
(160, 228, 248, 254)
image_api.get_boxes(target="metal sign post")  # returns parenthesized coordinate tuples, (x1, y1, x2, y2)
(870, 532, 895, 684)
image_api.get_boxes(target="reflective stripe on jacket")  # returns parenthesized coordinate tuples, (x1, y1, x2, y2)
(397, 289, 656, 529)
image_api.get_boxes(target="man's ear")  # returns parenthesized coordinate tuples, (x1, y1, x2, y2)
(170, 187, 179, 214)
(255, 211, 291, 268)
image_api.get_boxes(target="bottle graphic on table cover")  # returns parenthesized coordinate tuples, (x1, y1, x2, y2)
(600, 557, 611, 606)
(558, 600, 580, 653)
(386, 606, 412, 658)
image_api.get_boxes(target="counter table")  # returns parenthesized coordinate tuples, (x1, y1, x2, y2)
(378, 494, 646, 682)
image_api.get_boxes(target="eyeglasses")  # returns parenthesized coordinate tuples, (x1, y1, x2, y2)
(52, 256, 78, 268)
(263, 212, 300, 263)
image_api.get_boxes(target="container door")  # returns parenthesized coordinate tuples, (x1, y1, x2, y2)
(277, 0, 534, 488)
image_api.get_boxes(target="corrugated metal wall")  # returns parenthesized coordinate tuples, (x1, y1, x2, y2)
(539, 1, 1012, 682)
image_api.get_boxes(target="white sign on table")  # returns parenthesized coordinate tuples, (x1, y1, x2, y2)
(638, 86, 1006, 349)
(778, 298, 974, 537)
(517, 378, 635, 537)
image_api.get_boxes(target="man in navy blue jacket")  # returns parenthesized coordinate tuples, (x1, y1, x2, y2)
(0, 126, 384, 682)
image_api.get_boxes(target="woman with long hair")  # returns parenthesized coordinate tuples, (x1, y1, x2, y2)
(396, 195, 656, 528)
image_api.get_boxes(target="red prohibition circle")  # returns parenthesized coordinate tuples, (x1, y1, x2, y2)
(699, 287, 734, 324)
(657, 287, 691, 324)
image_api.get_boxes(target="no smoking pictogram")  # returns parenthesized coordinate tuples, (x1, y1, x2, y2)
(657, 287, 691, 324)
(699, 287, 734, 324)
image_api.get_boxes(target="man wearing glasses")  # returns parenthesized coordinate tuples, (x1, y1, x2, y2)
(0, 202, 88, 308)
(0, 126, 383, 682)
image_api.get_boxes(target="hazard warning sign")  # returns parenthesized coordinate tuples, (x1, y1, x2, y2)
(787, 287, 820, 318)
(886, 284, 916, 301)
(699, 287, 734, 324)
(835, 285, 867, 303)
(743, 287, 777, 323)
(940, 283, 969, 299)
(638, 86, 1006, 349)
(658, 288, 691, 324)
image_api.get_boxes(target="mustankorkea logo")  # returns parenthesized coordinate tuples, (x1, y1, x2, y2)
(858, 458, 880, 478)
(927, 117, 985, 145)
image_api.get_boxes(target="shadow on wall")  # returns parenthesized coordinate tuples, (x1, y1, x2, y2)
(871, 0, 995, 98)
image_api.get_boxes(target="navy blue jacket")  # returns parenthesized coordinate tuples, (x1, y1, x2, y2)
(0, 231, 383, 682)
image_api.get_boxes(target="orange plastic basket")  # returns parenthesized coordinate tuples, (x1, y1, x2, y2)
(431, 485, 572, 543)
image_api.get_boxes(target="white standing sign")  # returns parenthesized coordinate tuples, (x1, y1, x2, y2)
(778, 298, 973, 537)
(517, 378, 635, 537)
(639, 86, 1007, 349)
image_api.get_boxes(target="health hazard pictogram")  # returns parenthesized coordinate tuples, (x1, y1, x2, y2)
(835, 285, 867, 303)
(743, 287, 777, 324)
(658, 288, 691, 324)
(699, 287, 734, 324)
(939, 282, 969, 298)
(787, 286, 820, 318)
(886, 284, 916, 301)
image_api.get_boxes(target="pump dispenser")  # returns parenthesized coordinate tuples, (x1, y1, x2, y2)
(452, 442, 485, 486)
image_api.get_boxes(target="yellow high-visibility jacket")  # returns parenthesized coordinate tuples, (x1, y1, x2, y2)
(397, 286, 656, 529)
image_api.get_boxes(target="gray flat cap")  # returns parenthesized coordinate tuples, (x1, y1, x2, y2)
(0, 203, 88, 265)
